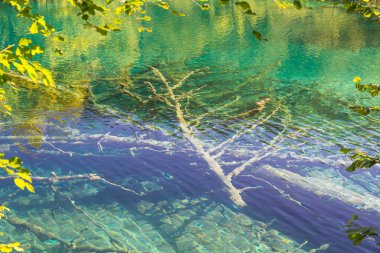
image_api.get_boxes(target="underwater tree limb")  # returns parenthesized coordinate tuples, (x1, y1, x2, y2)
(230, 98, 271, 119)
(147, 67, 247, 206)
(5, 217, 130, 253)
(227, 109, 291, 179)
(208, 104, 282, 154)
(122, 67, 288, 207)
(48, 178, 126, 250)
(240, 174, 308, 210)
(258, 165, 380, 213)
(171, 68, 204, 90)
(3, 72, 45, 86)
(0, 172, 143, 196)
(188, 95, 241, 126)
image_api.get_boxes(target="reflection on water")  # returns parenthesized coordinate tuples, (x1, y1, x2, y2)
(1, 0, 380, 252)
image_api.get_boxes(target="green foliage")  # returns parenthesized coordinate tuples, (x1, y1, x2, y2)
(346, 76, 380, 116)
(0, 154, 34, 193)
(67, 0, 210, 34)
(0, 88, 12, 116)
(345, 215, 380, 246)
(349, 105, 379, 116)
(355, 82, 380, 98)
(0, 39, 54, 87)
(293, 0, 302, 9)
(340, 148, 380, 172)
(235, 1, 256, 14)
(341, 76, 379, 171)
(1, 0, 55, 88)
(343, 0, 380, 18)
(4, 0, 55, 36)
(0, 206, 23, 252)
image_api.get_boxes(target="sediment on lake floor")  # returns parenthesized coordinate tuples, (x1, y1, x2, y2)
(0, 179, 328, 253)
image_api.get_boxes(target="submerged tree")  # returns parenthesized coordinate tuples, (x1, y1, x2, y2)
(1, 0, 380, 251)
(120, 65, 304, 207)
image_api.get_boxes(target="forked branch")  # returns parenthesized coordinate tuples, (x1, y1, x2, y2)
(121, 67, 286, 207)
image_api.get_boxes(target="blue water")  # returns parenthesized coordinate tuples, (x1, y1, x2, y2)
(1, 0, 380, 252)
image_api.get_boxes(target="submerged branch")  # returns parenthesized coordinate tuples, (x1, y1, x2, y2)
(240, 174, 307, 210)
(259, 165, 380, 213)
(120, 67, 296, 208)
(172, 68, 203, 90)
(188, 95, 241, 126)
(227, 110, 290, 179)
(208, 104, 282, 154)
(120, 83, 145, 103)
(49, 179, 125, 250)
(6, 217, 130, 252)
(0, 172, 143, 196)
(230, 98, 271, 119)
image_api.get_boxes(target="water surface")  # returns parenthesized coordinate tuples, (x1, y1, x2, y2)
(1, 1, 380, 252)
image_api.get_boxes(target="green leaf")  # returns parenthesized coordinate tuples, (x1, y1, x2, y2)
(24, 181, 35, 193)
(18, 38, 32, 47)
(96, 26, 108, 35)
(340, 148, 352, 154)
(170, 10, 186, 17)
(253, 30, 262, 41)
(293, 0, 302, 10)
(53, 36, 65, 42)
(9, 157, 22, 166)
(245, 9, 256, 15)
(30, 22, 39, 34)
(235, 1, 251, 11)
(55, 48, 64, 56)
(14, 178, 26, 190)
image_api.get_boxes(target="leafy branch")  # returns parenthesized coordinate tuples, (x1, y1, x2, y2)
(340, 148, 380, 172)
(345, 215, 380, 246)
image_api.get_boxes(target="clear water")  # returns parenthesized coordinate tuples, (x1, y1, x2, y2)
(1, 0, 380, 252)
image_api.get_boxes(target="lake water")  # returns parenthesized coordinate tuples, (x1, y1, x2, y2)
(1, 0, 380, 252)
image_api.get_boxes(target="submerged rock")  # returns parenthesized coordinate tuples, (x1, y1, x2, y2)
(141, 181, 163, 193)
(2, 186, 328, 253)
(43, 239, 60, 245)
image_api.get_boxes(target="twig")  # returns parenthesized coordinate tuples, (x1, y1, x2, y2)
(120, 84, 145, 103)
(0, 172, 143, 196)
(189, 96, 241, 126)
(240, 174, 307, 210)
(238, 186, 263, 193)
(49, 178, 125, 250)
(1, 44, 15, 53)
(227, 118, 289, 179)
(230, 98, 271, 119)
(208, 104, 281, 154)
(144, 81, 174, 107)
(172, 69, 202, 90)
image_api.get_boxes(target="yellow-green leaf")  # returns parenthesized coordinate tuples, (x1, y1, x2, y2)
(30, 22, 39, 34)
(14, 178, 26, 190)
(24, 182, 35, 193)
(353, 76, 361, 83)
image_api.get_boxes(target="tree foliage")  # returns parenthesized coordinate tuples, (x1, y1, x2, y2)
(345, 215, 380, 246)
(341, 75, 380, 245)
(340, 76, 379, 173)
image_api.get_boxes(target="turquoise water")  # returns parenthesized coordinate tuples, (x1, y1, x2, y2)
(1, 0, 380, 252)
